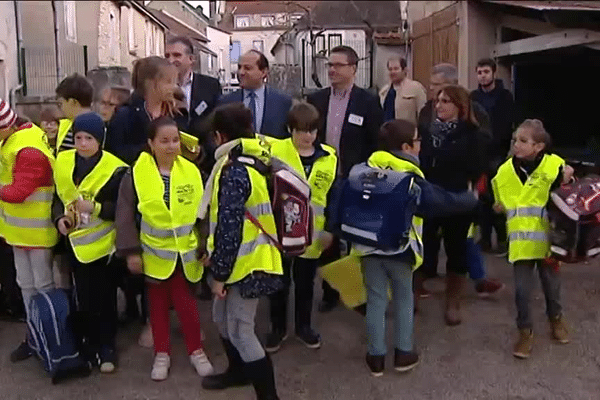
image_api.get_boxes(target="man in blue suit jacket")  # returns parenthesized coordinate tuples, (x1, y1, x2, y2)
(219, 50, 292, 138)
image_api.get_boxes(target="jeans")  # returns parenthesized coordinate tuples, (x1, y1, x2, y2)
(269, 257, 318, 333)
(513, 260, 562, 329)
(213, 285, 265, 363)
(13, 247, 54, 317)
(361, 256, 414, 356)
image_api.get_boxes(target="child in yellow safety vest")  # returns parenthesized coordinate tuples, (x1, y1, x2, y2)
(52, 112, 128, 373)
(265, 102, 338, 354)
(492, 119, 574, 359)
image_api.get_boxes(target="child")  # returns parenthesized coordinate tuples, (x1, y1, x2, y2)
(492, 119, 573, 359)
(0, 99, 58, 362)
(356, 119, 478, 376)
(199, 103, 282, 399)
(39, 106, 61, 149)
(55, 74, 94, 154)
(265, 101, 337, 352)
(116, 116, 213, 381)
(52, 112, 128, 373)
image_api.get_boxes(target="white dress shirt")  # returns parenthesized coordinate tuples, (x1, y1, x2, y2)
(181, 71, 194, 111)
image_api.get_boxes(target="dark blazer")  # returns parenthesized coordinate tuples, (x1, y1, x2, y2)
(218, 85, 292, 139)
(307, 85, 383, 178)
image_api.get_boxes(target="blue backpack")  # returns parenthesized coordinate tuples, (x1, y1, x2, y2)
(330, 163, 421, 251)
(27, 289, 91, 384)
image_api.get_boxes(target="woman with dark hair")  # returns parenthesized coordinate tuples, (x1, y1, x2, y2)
(199, 102, 282, 400)
(418, 85, 489, 326)
(115, 116, 213, 381)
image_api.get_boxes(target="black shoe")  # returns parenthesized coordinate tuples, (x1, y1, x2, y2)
(99, 346, 117, 373)
(365, 353, 385, 377)
(245, 355, 279, 400)
(394, 349, 419, 372)
(10, 341, 33, 363)
(265, 330, 288, 353)
(318, 299, 338, 313)
(295, 327, 321, 349)
(202, 338, 250, 390)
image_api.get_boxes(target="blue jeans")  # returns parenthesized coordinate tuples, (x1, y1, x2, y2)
(361, 255, 414, 356)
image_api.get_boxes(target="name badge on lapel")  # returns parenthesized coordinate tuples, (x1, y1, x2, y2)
(194, 101, 208, 116)
(348, 113, 364, 126)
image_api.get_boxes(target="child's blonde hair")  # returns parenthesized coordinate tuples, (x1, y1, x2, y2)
(516, 119, 552, 150)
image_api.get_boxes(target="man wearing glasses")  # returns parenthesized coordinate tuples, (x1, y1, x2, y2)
(307, 45, 383, 313)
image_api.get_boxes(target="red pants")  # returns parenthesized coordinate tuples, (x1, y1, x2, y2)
(147, 269, 203, 355)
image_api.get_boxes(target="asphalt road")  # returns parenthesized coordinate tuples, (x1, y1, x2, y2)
(1, 254, 600, 399)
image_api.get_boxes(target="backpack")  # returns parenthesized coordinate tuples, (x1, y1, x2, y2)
(549, 174, 600, 263)
(27, 289, 91, 384)
(329, 163, 421, 251)
(237, 156, 313, 257)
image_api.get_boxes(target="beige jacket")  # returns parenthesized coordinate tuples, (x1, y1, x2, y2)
(379, 78, 427, 126)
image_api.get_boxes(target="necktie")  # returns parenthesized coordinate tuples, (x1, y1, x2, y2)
(383, 86, 396, 122)
(248, 90, 257, 132)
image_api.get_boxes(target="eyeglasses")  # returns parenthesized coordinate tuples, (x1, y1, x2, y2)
(326, 62, 353, 69)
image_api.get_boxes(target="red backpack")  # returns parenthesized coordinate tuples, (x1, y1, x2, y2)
(240, 157, 313, 257)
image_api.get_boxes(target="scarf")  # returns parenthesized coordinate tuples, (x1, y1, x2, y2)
(197, 139, 242, 219)
(430, 119, 458, 148)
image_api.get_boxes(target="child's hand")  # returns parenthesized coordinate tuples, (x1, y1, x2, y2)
(562, 165, 575, 185)
(127, 254, 143, 275)
(75, 199, 94, 214)
(57, 216, 74, 236)
(493, 203, 505, 214)
(211, 280, 227, 299)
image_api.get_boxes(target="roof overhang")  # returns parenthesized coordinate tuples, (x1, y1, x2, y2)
(492, 28, 600, 57)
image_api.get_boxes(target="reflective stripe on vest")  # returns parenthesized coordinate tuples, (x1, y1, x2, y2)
(0, 125, 58, 247)
(270, 138, 337, 259)
(207, 138, 283, 284)
(133, 152, 203, 282)
(492, 154, 564, 263)
(69, 223, 114, 247)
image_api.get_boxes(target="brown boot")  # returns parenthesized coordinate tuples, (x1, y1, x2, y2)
(549, 315, 569, 344)
(513, 329, 533, 359)
(444, 273, 464, 326)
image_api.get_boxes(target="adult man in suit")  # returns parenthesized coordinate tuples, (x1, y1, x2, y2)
(307, 45, 383, 312)
(165, 36, 222, 172)
(218, 50, 292, 138)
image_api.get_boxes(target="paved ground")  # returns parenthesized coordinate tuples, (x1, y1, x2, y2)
(1, 254, 600, 399)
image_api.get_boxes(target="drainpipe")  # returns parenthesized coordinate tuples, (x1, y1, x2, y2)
(51, 0, 63, 84)
(10, 1, 24, 106)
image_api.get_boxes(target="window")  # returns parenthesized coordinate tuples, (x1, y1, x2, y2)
(261, 15, 275, 27)
(64, 1, 77, 43)
(109, 11, 119, 62)
(230, 40, 241, 63)
(128, 6, 136, 53)
(235, 15, 250, 28)
(328, 34, 342, 52)
(145, 20, 154, 56)
(252, 40, 264, 53)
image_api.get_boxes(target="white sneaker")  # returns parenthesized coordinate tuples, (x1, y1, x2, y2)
(190, 350, 214, 377)
(151, 353, 170, 381)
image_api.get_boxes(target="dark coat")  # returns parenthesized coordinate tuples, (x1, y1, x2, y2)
(218, 85, 292, 139)
(307, 85, 383, 178)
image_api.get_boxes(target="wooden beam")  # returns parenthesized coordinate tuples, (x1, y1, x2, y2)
(492, 29, 600, 57)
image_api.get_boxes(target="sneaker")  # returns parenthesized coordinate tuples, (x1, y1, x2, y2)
(549, 315, 569, 344)
(99, 346, 117, 374)
(475, 279, 505, 298)
(513, 329, 534, 359)
(138, 324, 153, 349)
(394, 349, 419, 372)
(295, 327, 321, 349)
(190, 349, 214, 377)
(151, 353, 170, 381)
(365, 353, 385, 377)
(265, 330, 288, 353)
(10, 341, 33, 363)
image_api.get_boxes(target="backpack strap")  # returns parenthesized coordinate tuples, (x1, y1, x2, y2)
(244, 209, 283, 252)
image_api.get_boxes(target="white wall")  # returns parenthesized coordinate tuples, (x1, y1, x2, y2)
(0, 1, 19, 101)
(98, 0, 122, 67)
(232, 30, 286, 63)
(207, 26, 231, 85)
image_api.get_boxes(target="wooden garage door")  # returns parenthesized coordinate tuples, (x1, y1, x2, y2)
(411, 3, 459, 91)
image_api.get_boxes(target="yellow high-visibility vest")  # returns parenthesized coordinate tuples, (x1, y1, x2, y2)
(0, 124, 58, 247)
(56, 118, 73, 154)
(133, 152, 204, 282)
(270, 138, 337, 259)
(353, 151, 425, 270)
(54, 149, 127, 263)
(492, 153, 564, 263)
(207, 138, 283, 284)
